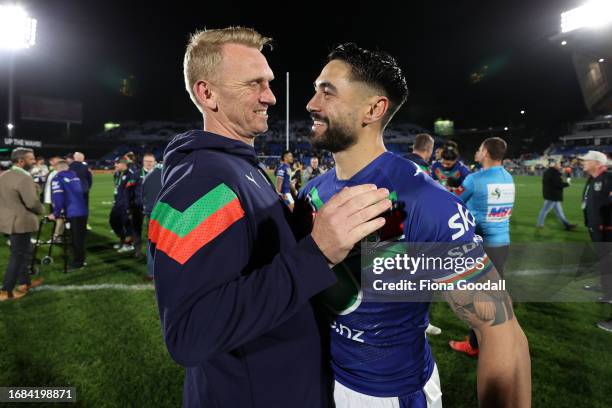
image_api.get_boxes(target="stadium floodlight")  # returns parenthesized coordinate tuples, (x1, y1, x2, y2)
(561, 1, 612, 33)
(0, 5, 37, 49)
(504, 126, 509, 131)
(6, 123, 14, 130)
(599, 58, 605, 62)
(520, 110, 526, 115)
(561, 40, 568, 46)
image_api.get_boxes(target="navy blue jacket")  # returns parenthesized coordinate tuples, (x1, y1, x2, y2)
(113, 168, 142, 210)
(149, 131, 335, 408)
(51, 170, 88, 218)
(69, 161, 93, 193)
(142, 165, 162, 216)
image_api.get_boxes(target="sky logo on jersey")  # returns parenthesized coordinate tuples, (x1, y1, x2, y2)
(448, 203, 476, 240)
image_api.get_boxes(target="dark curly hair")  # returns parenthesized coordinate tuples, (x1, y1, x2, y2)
(328, 43, 409, 125)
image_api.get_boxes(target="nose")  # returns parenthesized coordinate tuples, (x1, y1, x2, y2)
(260, 85, 276, 106)
(306, 93, 321, 113)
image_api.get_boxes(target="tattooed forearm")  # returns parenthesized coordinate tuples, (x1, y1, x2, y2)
(444, 274, 514, 329)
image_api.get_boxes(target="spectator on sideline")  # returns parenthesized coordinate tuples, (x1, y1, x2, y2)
(304, 156, 322, 181)
(536, 159, 576, 230)
(49, 161, 88, 269)
(579, 151, 612, 332)
(69, 152, 93, 230)
(30, 156, 49, 195)
(0, 148, 44, 301)
(292, 160, 304, 195)
(44, 157, 64, 242)
(110, 159, 137, 253)
(141, 154, 162, 280)
(405, 133, 434, 174)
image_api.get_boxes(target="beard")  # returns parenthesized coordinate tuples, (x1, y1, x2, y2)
(23, 163, 33, 171)
(309, 115, 357, 153)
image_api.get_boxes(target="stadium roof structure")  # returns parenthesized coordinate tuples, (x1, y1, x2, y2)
(552, 2, 612, 115)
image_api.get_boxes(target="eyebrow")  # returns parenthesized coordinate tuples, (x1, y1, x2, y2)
(246, 76, 275, 83)
(314, 81, 338, 93)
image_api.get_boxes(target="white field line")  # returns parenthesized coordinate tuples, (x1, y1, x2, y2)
(31, 283, 154, 292)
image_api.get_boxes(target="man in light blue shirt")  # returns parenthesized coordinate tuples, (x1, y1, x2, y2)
(450, 137, 515, 357)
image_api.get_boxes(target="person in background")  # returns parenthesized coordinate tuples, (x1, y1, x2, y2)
(110, 159, 137, 253)
(405, 133, 434, 174)
(49, 161, 88, 269)
(431, 143, 470, 194)
(536, 159, 576, 231)
(30, 156, 49, 196)
(69, 152, 93, 231)
(578, 150, 612, 333)
(292, 160, 304, 196)
(304, 156, 322, 182)
(141, 156, 162, 281)
(449, 137, 515, 357)
(276, 150, 294, 209)
(0, 148, 44, 301)
(44, 157, 64, 243)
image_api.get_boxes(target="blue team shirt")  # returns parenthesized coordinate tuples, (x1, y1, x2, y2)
(275, 162, 292, 194)
(456, 166, 515, 245)
(51, 170, 88, 218)
(431, 160, 470, 190)
(297, 151, 488, 397)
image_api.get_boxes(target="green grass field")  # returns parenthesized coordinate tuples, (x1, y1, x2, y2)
(1, 174, 611, 407)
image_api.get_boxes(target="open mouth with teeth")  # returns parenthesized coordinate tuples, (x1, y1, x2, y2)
(254, 110, 268, 117)
(311, 116, 328, 133)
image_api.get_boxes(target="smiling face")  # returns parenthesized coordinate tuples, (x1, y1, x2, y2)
(209, 43, 276, 140)
(307, 60, 374, 153)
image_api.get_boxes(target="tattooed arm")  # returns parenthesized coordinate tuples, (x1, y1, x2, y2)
(444, 267, 531, 408)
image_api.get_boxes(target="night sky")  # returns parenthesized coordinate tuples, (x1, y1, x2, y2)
(0, 0, 590, 139)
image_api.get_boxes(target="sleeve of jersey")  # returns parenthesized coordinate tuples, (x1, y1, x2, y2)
(407, 190, 493, 285)
(150, 178, 335, 366)
(455, 173, 474, 201)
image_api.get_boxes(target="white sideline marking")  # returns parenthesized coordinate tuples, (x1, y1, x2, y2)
(32, 284, 154, 292)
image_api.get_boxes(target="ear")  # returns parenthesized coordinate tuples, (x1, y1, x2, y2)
(193, 80, 218, 111)
(363, 96, 390, 125)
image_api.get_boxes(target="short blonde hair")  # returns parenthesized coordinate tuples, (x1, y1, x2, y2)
(183, 27, 272, 112)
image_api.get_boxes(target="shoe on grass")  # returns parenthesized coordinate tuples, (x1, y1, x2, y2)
(597, 320, 612, 333)
(118, 244, 134, 253)
(425, 323, 442, 336)
(449, 336, 479, 358)
(16, 277, 44, 293)
(0, 289, 27, 302)
(113, 243, 122, 249)
(564, 223, 577, 231)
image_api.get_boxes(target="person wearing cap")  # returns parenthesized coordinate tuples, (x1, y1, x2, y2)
(536, 158, 576, 231)
(109, 158, 138, 253)
(579, 150, 612, 332)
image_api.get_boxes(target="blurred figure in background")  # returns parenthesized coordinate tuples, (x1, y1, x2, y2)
(579, 151, 612, 332)
(141, 156, 162, 281)
(304, 156, 322, 181)
(69, 152, 93, 230)
(110, 159, 137, 253)
(276, 150, 294, 210)
(49, 161, 88, 269)
(30, 156, 49, 196)
(431, 142, 470, 194)
(405, 133, 434, 174)
(0, 148, 44, 301)
(536, 159, 576, 231)
(44, 157, 64, 242)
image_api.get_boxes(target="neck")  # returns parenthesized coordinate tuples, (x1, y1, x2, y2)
(482, 159, 501, 170)
(203, 114, 255, 146)
(413, 149, 429, 162)
(333, 129, 386, 180)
